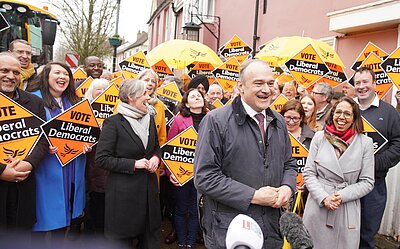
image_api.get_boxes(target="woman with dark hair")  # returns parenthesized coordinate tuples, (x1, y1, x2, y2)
(302, 96, 374, 249)
(167, 88, 207, 249)
(27, 62, 90, 239)
(281, 99, 315, 149)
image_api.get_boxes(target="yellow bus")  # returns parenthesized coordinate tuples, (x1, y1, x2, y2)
(0, 0, 58, 65)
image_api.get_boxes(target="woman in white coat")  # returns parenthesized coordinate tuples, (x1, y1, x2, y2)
(303, 96, 374, 249)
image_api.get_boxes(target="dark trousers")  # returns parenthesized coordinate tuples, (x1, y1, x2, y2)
(360, 178, 387, 249)
(88, 191, 105, 234)
(174, 181, 199, 246)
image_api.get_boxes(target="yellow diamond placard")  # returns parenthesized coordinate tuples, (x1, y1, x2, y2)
(41, 99, 101, 166)
(75, 77, 93, 98)
(288, 133, 309, 188)
(351, 42, 389, 71)
(161, 126, 198, 186)
(225, 98, 234, 105)
(109, 76, 123, 88)
(380, 47, 400, 90)
(212, 57, 240, 92)
(285, 44, 330, 88)
(362, 117, 388, 154)
(0, 93, 45, 164)
(211, 99, 224, 109)
(156, 81, 183, 103)
(220, 34, 253, 63)
(358, 53, 392, 99)
(119, 51, 150, 79)
(270, 94, 288, 113)
(91, 83, 120, 125)
(73, 67, 87, 83)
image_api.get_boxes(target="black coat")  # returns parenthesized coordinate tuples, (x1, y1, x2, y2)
(95, 113, 161, 239)
(0, 89, 47, 229)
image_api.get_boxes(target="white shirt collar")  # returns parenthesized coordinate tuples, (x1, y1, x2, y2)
(241, 98, 266, 118)
(354, 94, 380, 111)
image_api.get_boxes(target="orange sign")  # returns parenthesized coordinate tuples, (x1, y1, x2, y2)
(358, 53, 392, 99)
(270, 94, 288, 113)
(212, 57, 240, 92)
(211, 99, 224, 109)
(380, 47, 400, 90)
(317, 62, 347, 87)
(188, 62, 215, 84)
(75, 77, 93, 98)
(351, 42, 388, 71)
(285, 44, 330, 88)
(0, 93, 44, 163)
(362, 117, 388, 154)
(151, 59, 174, 82)
(41, 100, 101, 166)
(219, 34, 253, 64)
(288, 133, 309, 188)
(109, 76, 123, 88)
(161, 126, 198, 186)
(91, 84, 119, 125)
(73, 67, 87, 82)
(119, 51, 150, 79)
(155, 81, 183, 103)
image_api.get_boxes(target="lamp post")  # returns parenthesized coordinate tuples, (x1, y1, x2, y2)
(182, 21, 201, 42)
(109, 0, 122, 72)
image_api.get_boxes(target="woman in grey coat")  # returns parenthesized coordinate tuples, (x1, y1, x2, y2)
(303, 96, 374, 249)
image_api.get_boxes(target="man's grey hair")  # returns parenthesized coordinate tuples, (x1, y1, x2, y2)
(239, 59, 270, 84)
(119, 79, 147, 103)
(314, 82, 333, 102)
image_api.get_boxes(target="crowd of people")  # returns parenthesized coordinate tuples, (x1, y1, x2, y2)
(0, 39, 400, 249)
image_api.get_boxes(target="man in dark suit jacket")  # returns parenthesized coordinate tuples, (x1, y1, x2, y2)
(0, 52, 47, 231)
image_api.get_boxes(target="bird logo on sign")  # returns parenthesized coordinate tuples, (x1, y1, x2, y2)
(177, 166, 192, 178)
(3, 147, 26, 162)
(60, 144, 79, 157)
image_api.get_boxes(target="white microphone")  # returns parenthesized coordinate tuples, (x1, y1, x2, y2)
(226, 214, 264, 249)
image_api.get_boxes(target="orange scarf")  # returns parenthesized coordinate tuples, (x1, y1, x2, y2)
(19, 63, 35, 90)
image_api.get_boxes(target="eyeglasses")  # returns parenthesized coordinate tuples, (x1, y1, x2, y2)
(284, 116, 301, 123)
(333, 110, 353, 119)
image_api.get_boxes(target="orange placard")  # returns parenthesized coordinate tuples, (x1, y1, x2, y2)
(358, 53, 392, 99)
(351, 42, 388, 71)
(40, 99, 101, 166)
(0, 93, 44, 163)
(155, 81, 183, 103)
(91, 83, 119, 125)
(212, 57, 240, 92)
(161, 126, 198, 186)
(270, 94, 288, 113)
(119, 51, 150, 79)
(288, 133, 309, 188)
(75, 77, 93, 98)
(381, 47, 400, 90)
(317, 62, 347, 87)
(73, 67, 87, 83)
(151, 59, 174, 82)
(219, 34, 253, 64)
(188, 62, 216, 84)
(285, 44, 330, 88)
(211, 99, 224, 109)
(362, 117, 388, 154)
(109, 76, 123, 88)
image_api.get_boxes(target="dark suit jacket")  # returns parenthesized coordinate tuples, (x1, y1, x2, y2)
(95, 113, 161, 239)
(0, 89, 47, 229)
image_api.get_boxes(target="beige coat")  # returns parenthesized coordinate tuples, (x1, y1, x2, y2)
(303, 131, 374, 249)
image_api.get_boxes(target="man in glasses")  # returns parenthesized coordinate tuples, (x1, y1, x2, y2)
(9, 39, 35, 90)
(311, 82, 333, 129)
(353, 67, 400, 249)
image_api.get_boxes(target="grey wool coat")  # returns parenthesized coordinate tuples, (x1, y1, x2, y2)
(302, 131, 374, 249)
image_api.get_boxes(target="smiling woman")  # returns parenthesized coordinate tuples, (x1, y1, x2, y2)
(25, 62, 89, 242)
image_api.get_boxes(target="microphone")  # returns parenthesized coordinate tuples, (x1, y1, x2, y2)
(225, 214, 264, 249)
(279, 212, 313, 249)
